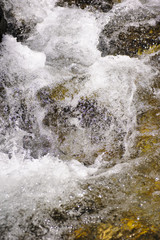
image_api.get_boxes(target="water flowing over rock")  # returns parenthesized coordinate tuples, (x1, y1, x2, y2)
(98, 8, 160, 57)
(0, 0, 160, 239)
(56, 0, 114, 12)
(68, 218, 160, 239)
(6, 19, 34, 42)
(0, 3, 36, 41)
(39, 93, 125, 164)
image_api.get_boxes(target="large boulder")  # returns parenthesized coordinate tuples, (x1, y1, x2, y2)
(0, 6, 7, 42)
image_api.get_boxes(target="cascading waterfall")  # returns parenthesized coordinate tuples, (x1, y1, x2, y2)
(0, 0, 160, 239)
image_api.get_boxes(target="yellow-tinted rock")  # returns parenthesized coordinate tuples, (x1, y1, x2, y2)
(137, 109, 160, 129)
(97, 224, 120, 240)
(69, 218, 159, 239)
(137, 135, 159, 153)
(99, 21, 160, 57)
(136, 109, 160, 155)
(50, 84, 69, 101)
(138, 44, 160, 55)
(74, 227, 91, 239)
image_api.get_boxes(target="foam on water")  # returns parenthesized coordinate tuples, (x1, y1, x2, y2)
(1, 35, 46, 72)
(83, 56, 154, 118)
(27, 7, 101, 78)
(2, 0, 57, 23)
(0, 0, 157, 195)
(0, 154, 97, 213)
(0, 0, 159, 238)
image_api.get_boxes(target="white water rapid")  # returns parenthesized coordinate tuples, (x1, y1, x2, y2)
(0, 0, 159, 239)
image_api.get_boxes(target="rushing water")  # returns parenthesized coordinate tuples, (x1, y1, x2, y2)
(0, 0, 160, 239)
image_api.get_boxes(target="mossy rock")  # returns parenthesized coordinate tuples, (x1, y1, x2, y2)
(98, 14, 160, 57)
(56, 0, 114, 12)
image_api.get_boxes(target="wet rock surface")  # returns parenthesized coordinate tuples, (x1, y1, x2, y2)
(0, 3, 35, 42)
(68, 218, 160, 240)
(0, 83, 10, 154)
(6, 19, 34, 42)
(0, 83, 10, 120)
(56, 0, 114, 12)
(37, 84, 125, 164)
(1, 150, 160, 240)
(0, 6, 7, 42)
(98, 9, 160, 57)
(5, 12, 35, 42)
(23, 135, 51, 158)
(0, 1, 160, 240)
(135, 107, 160, 156)
(61, 151, 160, 239)
(0, 83, 52, 158)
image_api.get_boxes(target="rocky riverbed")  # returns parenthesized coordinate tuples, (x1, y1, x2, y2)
(0, 0, 160, 239)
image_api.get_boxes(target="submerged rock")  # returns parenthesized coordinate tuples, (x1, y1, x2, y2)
(0, 83, 10, 119)
(68, 218, 160, 240)
(0, 83, 10, 154)
(56, 0, 114, 12)
(23, 134, 51, 158)
(37, 84, 125, 164)
(0, 6, 7, 42)
(5, 10, 35, 42)
(1, 4, 35, 42)
(136, 108, 160, 156)
(98, 9, 160, 57)
(7, 19, 33, 42)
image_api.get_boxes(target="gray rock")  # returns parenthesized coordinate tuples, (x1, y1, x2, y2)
(56, 0, 113, 12)
(0, 6, 7, 42)
(41, 97, 125, 164)
(98, 9, 160, 57)
(23, 135, 51, 159)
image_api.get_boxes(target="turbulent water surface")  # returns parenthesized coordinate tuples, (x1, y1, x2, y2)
(0, 0, 160, 239)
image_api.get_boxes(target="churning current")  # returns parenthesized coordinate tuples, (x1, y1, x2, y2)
(0, 0, 160, 239)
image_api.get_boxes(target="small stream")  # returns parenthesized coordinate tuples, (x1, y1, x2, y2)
(0, 0, 160, 239)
